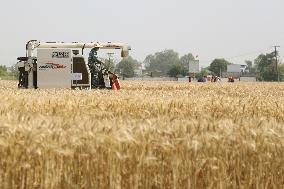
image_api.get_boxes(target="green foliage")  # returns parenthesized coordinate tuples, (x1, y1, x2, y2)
(195, 70, 209, 79)
(144, 51, 197, 77)
(117, 56, 139, 77)
(168, 63, 187, 77)
(145, 50, 180, 75)
(279, 64, 284, 81)
(209, 59, 231, 76)
(0, 65, 17, 80)
(254, 53, 279, 81)
(144, 54, 154, 68)
(104, 59, 115, 73)
(245, 60, 253, 69)
(0, 65, 7, 76)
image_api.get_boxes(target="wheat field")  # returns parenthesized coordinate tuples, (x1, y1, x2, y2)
(0, 80, 284, 189)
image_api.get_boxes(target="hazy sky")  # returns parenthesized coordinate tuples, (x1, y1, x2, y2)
(0, 0, 283, 67)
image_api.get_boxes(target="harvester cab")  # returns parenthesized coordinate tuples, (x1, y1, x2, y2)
(17, 40, 131, 90)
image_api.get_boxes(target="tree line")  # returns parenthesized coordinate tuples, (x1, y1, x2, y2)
(0, 65, 17, 80)
(117, 50, 284, 81)
(116, 50, 195, 78)
(0, 50, 283, 81)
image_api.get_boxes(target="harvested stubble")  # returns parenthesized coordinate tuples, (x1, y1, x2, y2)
(0, 80, 284, 189)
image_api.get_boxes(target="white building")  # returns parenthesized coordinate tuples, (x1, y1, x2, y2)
(227, 64, 248, 73)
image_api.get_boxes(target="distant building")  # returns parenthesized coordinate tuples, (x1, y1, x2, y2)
(134, 63, 143, 76)
(240, 65, 248, 73)
(227, 64, 248, 73)
(188, 60, 200, 73)
(134, 69, 143, 76)
(226, 64, 249, 78)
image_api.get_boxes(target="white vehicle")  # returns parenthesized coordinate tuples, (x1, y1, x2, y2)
(17, 40, 131, 89)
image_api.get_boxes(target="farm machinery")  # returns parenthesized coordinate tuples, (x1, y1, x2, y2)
(16, 40, 131, 89)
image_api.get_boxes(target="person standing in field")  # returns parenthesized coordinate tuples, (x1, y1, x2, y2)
(188, 76, 192, 82)
(228, 77, 235, 82)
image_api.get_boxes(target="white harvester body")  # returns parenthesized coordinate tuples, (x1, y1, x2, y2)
(17, 40, 130, 89)
(37, 49, 74, 89)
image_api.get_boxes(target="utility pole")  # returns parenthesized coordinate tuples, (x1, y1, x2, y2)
(274, 46, 280, 82)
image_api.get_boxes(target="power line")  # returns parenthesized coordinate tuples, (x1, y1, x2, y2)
(198, 46, 274, 65)
(225, 47, 272, 61)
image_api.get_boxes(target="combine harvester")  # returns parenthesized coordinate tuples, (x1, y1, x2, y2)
(16, 40, 131, 90)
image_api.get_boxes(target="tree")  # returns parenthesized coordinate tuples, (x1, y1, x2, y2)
(104, 59, 116, 72)
(254, 53, 278, 81)
(245, 60, 257, 74)
(144, 54, 154, 69)
(195, 70, 209, 79)
(279, 64, 284, 81)
(245, 60, 252, 68)
(209, 59, 231, 76)
(0, 65, 17, 80)
(116, 56, 139, 77)
(0, 65, 7, 76)
(245, 60, 252, 72)
(145, 49, 180, 75)
(168, 63, 187, 77)
(180, 53, 195, 73)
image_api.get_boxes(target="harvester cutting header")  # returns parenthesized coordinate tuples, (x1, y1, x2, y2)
(17, 40, 131, 89)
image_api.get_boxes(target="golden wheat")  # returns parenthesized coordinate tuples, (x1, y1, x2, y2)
(0, 80, 284, 189)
